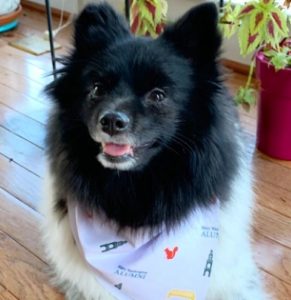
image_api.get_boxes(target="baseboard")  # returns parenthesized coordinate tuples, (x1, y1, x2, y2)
(222, 59, 252, 76)
(22, 0, 71, 20)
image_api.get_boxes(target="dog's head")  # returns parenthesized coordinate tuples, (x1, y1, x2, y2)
(48, 3, 221, 171)
(47, 3, 240, 228)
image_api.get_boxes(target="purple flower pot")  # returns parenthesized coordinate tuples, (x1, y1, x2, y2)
(256, 51, 291, 160)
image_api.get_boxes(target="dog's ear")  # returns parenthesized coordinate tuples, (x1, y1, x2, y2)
(74, 3, 131, 53)
(161, 3, 221, 63)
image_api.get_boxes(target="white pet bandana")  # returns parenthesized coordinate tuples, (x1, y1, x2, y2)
(68, 201, 220, 300)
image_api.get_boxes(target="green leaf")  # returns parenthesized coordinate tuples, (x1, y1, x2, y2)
(263, 0, 275, 4)
(219, 1, 241, 39)
(238, 17, 251, 56)
(154, 3, 162, 23)
(265, 19, 278, 48)
(140, 18, 156, 36)
(269, 48, 290, 70)
(220, 22, 239, 38)
(235, 87, 257, 109)
(263, 49, 278, 58)
(139, 4, 155, 26)
(238, 17, 264, 56)
(270, 8, 289, 36)
(250, 10, 266, 33)
(247, 31, 262, 54)
(267, 19, 275, 38)
(130, 0, 168, 37)
(263, 45, 291, 70)
(239, 3, 256, 17)
(270, 53, 289, 70)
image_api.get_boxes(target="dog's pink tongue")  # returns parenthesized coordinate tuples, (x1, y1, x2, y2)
(103, 143, 133, 157)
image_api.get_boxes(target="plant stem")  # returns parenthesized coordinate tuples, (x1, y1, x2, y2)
(245, 59, 255, 89)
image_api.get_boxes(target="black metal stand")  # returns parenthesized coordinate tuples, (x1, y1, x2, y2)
(45, 0, 130, 79)
(45, 0, 56, 79)
(125, 0, 130, 22)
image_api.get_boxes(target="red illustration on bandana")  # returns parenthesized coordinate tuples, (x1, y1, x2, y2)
(165, 246, 179, 259)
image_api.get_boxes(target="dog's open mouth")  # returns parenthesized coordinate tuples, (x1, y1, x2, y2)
(99, 142, 135, 168)
(102, 143, 134, 158)
(101, 142, 156, 158)
(98, 141, 157, 170)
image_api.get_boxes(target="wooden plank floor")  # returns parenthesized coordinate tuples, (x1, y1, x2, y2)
(0, 6, 291, 300)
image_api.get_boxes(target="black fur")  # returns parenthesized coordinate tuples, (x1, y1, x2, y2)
(46, 3, 239, 229)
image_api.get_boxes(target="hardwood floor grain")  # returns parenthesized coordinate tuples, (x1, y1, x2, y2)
(263, 272, 291, 300)
(0, 51, 52, 85)
(0, 4, 290, 300)
(0, 230, 62, 300)
(0, 66, 44, 101)
(0, 43, 56, 72)
(0, 83, 51, 122)
(0, 103, 45, 148)
(0, 188, 44, 261)
(0, 154, 42, 210)
(255, 204, 291, 248)
(0, 283, 18, 300)
(255, 181, 291, 218)
(254, 155, 291, 193)
(0, 127, 45, 177)
(254, 232, 291, 285)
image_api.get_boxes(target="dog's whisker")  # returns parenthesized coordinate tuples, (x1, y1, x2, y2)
(171, 135, 194, 154)
(156, 139, 182, 157)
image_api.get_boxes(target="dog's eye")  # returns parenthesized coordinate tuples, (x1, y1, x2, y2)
(148, 89, 166, 102)
(92, 82, 105, 97)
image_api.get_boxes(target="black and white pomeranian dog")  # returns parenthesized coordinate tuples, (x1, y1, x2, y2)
(42, 2, 268, 300)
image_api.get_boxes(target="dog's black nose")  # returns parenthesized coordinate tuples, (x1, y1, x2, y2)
(100, 112, 129, 135)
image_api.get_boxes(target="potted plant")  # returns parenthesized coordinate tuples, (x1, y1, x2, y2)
(220, 0, 291, 160)
(129, 0, 168, 37)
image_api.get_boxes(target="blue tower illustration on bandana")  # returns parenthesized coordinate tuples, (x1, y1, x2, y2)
(203, 250, 213, 277)
(100, 241, 127, 252)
